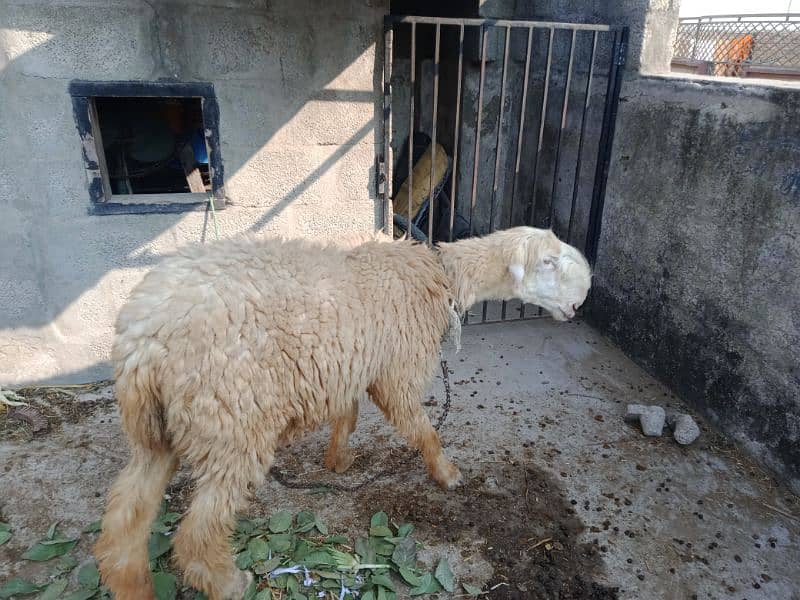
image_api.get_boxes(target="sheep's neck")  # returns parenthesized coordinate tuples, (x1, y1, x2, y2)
(436, 238, 511, 312)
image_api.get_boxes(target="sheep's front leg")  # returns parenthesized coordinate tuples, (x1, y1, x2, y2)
(324, 399, 359, 473)
(368, 383, 463, 490)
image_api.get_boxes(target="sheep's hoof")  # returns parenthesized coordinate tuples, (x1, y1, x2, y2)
(325, 448, 355, 474)
(434, 461, 463, 490)
(221, 569, 252, 600)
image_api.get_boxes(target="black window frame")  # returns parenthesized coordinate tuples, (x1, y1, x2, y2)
(69, 80, 225, 215)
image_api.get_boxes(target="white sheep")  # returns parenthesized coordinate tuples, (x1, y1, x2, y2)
(95, 226, 591, 600)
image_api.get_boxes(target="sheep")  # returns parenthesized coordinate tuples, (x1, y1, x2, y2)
(95, 226, 591, 600)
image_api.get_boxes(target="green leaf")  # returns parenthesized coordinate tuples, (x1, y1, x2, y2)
(398, 566, 423, 587)
(369, 537, 395, 557)
(268, 533, 293, 553)
(268, 511, 293, 534)
(23, 538, 78, 561)
(294, 511, 316, 533)
(152, 572, 177, 600)
(409, 572, 442, 596)
(82, 521, 102, 534)
(242, 578, 259, 600)
(253, 555, 282, 575)
(314, 517, 328, 535)
(391, 537, 416, 569)
(236, 518, 257, 536)
(0, 522, 11, 533)
(370, 574, 395, 592)
(434, 559, 455, 592)
(54, 555, 79, 575)
(247, 537, 270, 562)
(370, 512, 389, 529)
(62, 590, 97, 600)
(78, 562, 101, 590)
(147, 532, 172, 561)
(369, 526, 393, 538)
(463, 582, 483, 596)
(377, 587, 388, 600)
(285, 575, 299, 593)
(46, 522, 59, 540)
(396, 523, 414, 538)
(324, 535, 349, 545)
(301, 549, 334, 568)
(235, 550, 254, 570)
(0, 531, 11, 546)
(0, 578, 40, 598)
(355, 537, 374, 564)
(39, 578, 69, 600)
(360, 592, 375, 600)
(254, 589, 272, 600)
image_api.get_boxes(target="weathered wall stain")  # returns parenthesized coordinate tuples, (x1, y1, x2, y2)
(780, 170, 800, 201)
(589, 76, 800, 494)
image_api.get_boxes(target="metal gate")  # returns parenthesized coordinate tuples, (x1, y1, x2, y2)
(380, 15, 628, 324)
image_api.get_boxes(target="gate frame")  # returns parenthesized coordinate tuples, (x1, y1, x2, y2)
(379, 15, 628, 322)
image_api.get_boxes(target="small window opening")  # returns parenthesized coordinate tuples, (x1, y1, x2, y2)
(70, 81, 224, 215)
(95, 97, 211, 195)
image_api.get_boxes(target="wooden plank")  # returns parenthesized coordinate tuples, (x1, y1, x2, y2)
(179, 143, 206, 193)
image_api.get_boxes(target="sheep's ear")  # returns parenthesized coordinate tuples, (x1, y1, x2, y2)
(541, 254, 558, 270)
(509, 263, 525, 284)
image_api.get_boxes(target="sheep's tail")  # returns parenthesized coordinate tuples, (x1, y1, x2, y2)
(95, 344, 176, 600)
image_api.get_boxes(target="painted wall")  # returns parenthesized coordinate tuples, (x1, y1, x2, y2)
(0, 0, 388, 384)
(588, 76, 800, 494)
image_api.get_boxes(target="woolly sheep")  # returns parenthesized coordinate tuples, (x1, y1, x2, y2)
(95, 226, 591, 600)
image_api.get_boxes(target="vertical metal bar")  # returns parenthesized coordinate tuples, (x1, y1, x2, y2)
(524, 27, 554, 228)
(489, 25, 511, 233)
(586, 27, 628, 266)
(483, 24, 511, 324)
(383, 21, 394, 235)
(449, 24, 465, 243)
(502, 25, 533, 321)
(428, 24, 441, 246)
(469, 25, 489, 236)
(521, 27, 553, 320)
(548, 28, 576, 234)
(408, 22, 416, 233)
(567, 30, 597, 244)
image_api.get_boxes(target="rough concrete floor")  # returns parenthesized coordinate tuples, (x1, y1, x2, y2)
(1, 319, 799, 599)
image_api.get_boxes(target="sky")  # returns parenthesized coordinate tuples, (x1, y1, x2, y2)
(679, 0, 796, 17)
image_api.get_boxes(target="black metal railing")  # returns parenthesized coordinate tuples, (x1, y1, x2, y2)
(382, 16, 628, 323)
(674, 13, 800, 76)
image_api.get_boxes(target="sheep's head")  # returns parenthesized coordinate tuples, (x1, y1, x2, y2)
(507, 229, 592, 321)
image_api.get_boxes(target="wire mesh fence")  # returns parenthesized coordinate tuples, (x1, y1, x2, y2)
(673, 13, 800, 76)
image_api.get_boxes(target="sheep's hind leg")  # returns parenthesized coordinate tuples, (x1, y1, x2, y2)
(172, 446, 272, 599)
(368, 383, 462, 490)
(324, 398, 359, 473)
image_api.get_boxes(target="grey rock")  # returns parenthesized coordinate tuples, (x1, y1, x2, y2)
(667, 412, 701, 445)
(625, 404, 666, 436)
(639, 406, 666, 437)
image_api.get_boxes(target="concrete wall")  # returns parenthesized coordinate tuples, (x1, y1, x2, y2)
(0, 0, 388, 384)
(588, 76, 800, 493)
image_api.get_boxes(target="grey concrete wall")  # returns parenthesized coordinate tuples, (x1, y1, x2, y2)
(0, 0, 388, 384)
(588, 75, 800, 493)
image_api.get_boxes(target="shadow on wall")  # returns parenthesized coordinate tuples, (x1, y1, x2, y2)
(0, 1, 384, 381)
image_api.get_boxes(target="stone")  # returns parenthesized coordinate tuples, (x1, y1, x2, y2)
(625, 404, 666, 437)
(667, 412, 701, 445)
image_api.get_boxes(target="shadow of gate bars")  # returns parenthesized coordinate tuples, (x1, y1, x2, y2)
(379, 15, 628, 324)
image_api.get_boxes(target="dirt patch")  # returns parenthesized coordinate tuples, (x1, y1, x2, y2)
(355, 461, 619, 600)
(0, 383, 114, 442)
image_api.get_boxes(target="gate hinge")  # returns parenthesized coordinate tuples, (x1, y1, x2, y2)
(615, 40, 628, 66)
(376, 155, 387, 198)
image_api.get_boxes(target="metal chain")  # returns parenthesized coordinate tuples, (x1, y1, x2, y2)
(270, 358, 452, 492)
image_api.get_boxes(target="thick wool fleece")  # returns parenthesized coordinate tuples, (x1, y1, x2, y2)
(95, 226, 591, 600)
